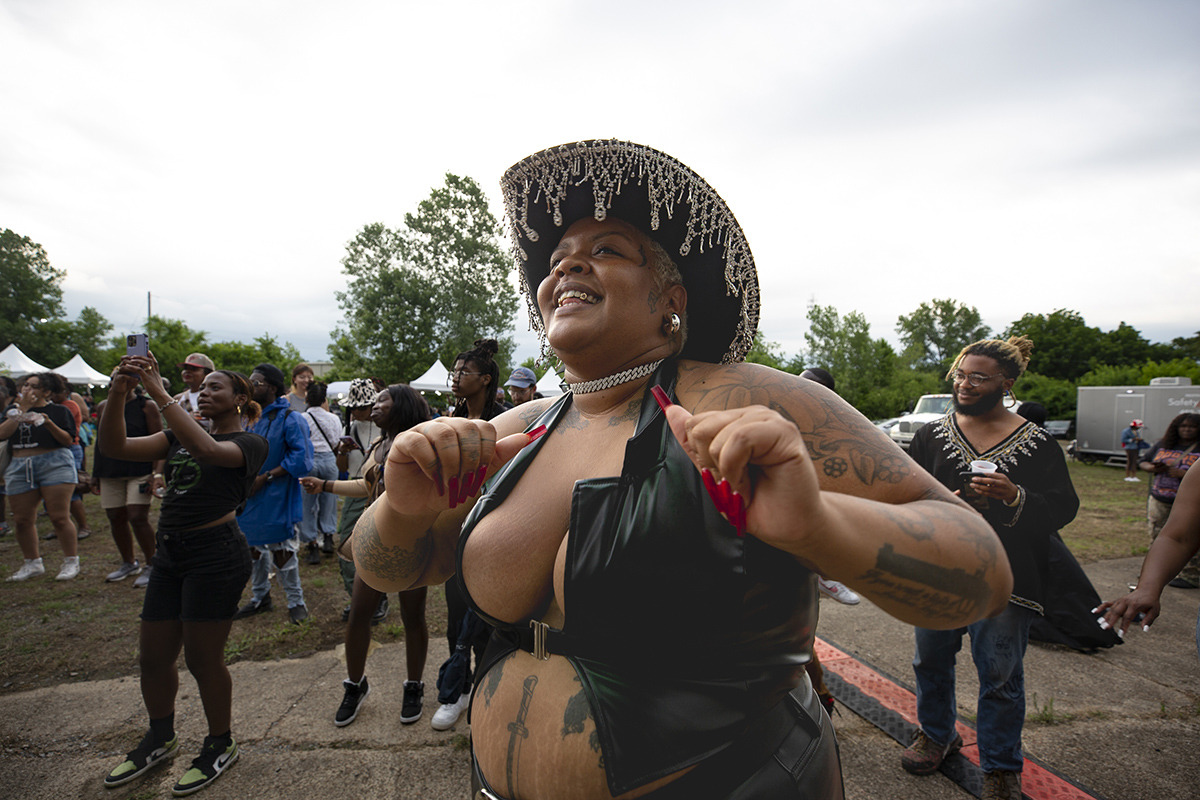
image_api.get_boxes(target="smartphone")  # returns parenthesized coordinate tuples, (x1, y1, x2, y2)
(339, 435, 361, 451)
(126, 334, 149, 358)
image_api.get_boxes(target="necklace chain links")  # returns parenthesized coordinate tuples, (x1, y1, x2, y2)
(566, 359, 664, 395)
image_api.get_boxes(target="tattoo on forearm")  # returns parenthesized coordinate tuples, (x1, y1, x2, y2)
(860, 543, 993, 622)
(505, 675, 538, 797)
(353, 508, 433, 584)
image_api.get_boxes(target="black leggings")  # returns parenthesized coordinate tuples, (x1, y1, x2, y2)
(470, 678, 844, 800)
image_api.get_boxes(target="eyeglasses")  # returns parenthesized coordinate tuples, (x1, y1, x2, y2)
(446, 370, 483, 385)
(949, 370, 1004, 387)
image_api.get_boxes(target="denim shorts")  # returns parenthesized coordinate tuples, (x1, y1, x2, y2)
(143, 520, 253, 623)
(3, 449, 78, 494)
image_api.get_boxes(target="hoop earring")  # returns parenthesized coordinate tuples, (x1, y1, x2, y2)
(665, 313, 680, 336)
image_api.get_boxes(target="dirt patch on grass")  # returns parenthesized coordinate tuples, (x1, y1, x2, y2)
(0, 480, 449, 695)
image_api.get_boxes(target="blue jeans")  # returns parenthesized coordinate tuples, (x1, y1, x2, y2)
(248, 536, 305, 609)
(299, 451, 338, 544)
(913, 603, 1035, 773)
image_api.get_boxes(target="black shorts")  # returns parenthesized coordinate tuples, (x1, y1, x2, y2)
(142, 520, 253, 623)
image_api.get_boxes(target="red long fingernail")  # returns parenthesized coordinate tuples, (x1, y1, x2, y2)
(471, 465, 488, 497)
(650, 385, 672, 412)
(526, 425, 547, 443)
(717, 478, 733, 507)
(730, 491, 746, 536)
(447, 475, 460, 509)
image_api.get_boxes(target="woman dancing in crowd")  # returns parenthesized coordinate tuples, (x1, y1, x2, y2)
(100, 354, 267, 796)
(1138, 412, 1200, 588)
(0, 372, 81, 581)
(353, 140, 1012, 799)
(301, 383, 432, 727)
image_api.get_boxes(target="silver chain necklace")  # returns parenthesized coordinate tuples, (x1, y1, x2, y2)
(566, 359, 664, 395)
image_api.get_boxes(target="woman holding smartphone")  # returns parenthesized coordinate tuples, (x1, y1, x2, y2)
(99, 353, 268, 797)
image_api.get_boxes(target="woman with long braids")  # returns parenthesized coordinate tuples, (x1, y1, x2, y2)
(353, 140, 1013, 799)
(100, 354, 267, 796)
(300, 384, 432, 727)
(449, 338, 505, 423)
(1139, 411, 1200, 588)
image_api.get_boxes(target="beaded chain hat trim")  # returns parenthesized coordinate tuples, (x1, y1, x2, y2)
(500, 140, 760, 365)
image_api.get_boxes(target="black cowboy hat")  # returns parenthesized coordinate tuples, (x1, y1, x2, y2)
(500, 140, 760, 364)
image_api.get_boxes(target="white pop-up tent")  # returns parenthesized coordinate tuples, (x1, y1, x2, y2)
(0, 344, 51, 377)
(52, 354, 111, 386)
(409, 359, 452, 393)
(535, 367, 564, 397)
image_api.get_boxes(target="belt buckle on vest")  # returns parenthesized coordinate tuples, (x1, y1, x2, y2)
(529, 619, 550, 660)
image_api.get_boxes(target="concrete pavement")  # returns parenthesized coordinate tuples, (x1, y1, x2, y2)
(0, 556, 1196, 799)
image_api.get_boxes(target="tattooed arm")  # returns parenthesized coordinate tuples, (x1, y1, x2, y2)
(353, 400, 553, 593)
(673, 361, 1013, 628)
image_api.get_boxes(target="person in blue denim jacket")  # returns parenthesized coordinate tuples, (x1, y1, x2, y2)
(233, 362, 314, 624)
(1121, 419, 1147, 481)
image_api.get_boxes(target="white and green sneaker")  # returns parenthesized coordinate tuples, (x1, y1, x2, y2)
(171, 735, 238, 796)
(104, 732, 179, 788)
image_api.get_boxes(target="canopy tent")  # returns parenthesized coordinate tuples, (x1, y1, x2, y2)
(325, 380, 352, 405)
(51, 354, 111, 386)
(535, 367, 564, 397)
(409, 359, 452, 393)
(0, 344, 51, 377)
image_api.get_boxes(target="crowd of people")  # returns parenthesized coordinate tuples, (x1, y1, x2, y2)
(3, 139, 1199, 800)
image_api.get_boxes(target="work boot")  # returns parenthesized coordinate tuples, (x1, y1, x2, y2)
(981, 770, 1021, 800)
(900, 730, 962, 775)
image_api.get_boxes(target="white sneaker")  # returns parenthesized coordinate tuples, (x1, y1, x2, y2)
(430, 691, 471, 731)
(818, 578, 861, 605)
(133, 567, 152, 589)
(8, 558, 45, 582)
(1124, 477, 1140, 482)
(56, 557, 80, 581)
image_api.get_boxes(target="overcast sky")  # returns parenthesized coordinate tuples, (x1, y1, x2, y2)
(2, 0, 1197, 372)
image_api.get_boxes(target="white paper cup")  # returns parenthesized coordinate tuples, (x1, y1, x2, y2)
(970, 460, 997, 474)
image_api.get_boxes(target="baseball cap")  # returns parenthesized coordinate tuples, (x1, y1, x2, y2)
(1130, 419, 1144, 428)
(177, 353, 215, 371)
(504, 367, 537, 388)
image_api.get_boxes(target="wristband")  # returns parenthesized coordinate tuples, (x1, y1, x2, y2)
(160, 398, 180, 412)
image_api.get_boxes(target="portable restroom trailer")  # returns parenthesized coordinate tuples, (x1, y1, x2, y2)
(1074, 378, 1200, 463)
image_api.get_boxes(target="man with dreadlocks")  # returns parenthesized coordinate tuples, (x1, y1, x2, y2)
(900, 336, 1079, 800)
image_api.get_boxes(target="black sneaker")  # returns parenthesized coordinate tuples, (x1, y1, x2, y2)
(400, 680, 424, 724)
(104, 731, 179, 787)
(289, 604, 309, 624)
(305, 542, 321, 565)
(341, 604, 351, 622)
(232, 594, 272, 620)
(335, 677, 370, 727)
(321, 533, 335, 554)
(171, 734, 238, 796)
(371, 594, 390, 625)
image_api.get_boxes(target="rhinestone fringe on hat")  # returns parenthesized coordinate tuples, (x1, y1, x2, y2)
(501, 140, 759, 365)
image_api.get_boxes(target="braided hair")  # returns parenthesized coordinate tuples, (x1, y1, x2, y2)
(451, 338, 503, 421)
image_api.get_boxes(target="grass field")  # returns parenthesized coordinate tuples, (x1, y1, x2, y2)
(0, 442, 1155, 696)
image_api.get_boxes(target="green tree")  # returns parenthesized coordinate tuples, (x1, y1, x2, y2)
(1170, 331, 1200, 361)
(895, 299, 990, 371)
(1004, 309, 1104, 381)
(802, 303, 896, 415)
(0, 229, 67, 364)
(332, 174, 518, 383)
(207, 335, 303, 379)
(1012, 372, 1077, 420)
(744, 331, 789, 371)
(1078, 363, 1143, 387)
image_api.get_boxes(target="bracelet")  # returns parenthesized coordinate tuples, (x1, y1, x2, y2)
(160, 398, 180, 412)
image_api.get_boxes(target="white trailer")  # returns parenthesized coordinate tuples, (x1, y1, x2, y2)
(1074, 378, 1200, 463)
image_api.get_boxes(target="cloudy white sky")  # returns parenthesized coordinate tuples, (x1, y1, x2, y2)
(2, 0, 1197, 370)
